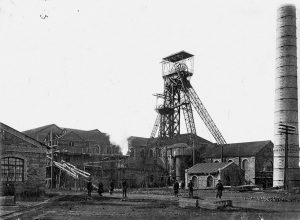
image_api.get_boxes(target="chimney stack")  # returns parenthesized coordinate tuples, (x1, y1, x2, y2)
(274, 4, 300, 188)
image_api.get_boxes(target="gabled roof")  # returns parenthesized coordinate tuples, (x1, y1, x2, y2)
(187, 162, 232, 175)
(23, 124, 62, 141)
(0, 122, 48, 150)
(62, 128, 109, 144)
(202, 140, 273, 158)
(23, 124, 110, 145)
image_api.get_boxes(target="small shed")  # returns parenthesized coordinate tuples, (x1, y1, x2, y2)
(185, 162, 244, 189)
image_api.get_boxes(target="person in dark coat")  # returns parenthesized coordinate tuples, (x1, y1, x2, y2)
(216, 180, 224, 199)
(98, 181, 104, 196)
(181, 181, 185, 190)
(188, 180, 194, 198)
(173, 179, 179, 197)
(122, 179, 128, 198)
(109, 180, 114, 195)
(87, 179, 93, 197)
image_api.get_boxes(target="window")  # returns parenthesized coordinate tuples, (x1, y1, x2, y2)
(1, 157, 24, 182)
(207, 176, 213, 187)
(129, 148, 135, 157)
(241, 159, 249, 170)
(263, 161, 273, 172)
(69, 142, 74, 147)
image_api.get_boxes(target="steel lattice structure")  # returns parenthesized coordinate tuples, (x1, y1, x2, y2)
(150, 51, 226, 145)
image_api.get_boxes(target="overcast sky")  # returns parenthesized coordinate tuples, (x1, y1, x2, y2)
(1, 0, 299, 153)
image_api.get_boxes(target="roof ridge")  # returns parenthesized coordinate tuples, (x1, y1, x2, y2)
(0, 122, 48, 149)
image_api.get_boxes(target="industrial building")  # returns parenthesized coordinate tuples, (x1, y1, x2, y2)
(23, 124, 123, 190)
(185, 162, 244, 189)
(203, 141, 274, 188)
(0, 122, 47, 197)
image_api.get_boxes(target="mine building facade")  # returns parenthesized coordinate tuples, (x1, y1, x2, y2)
(203, 140, 274, 188)
(23, 124, 118, 155)
(185, 162, 244, 189)
(0, 122, 48, 197)
(23, 124, 122, 190)
(127, 134, 215, 186)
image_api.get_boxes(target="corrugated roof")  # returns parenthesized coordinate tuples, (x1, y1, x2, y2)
(187, 162, 232, 174)
(202, 140, 272, 158)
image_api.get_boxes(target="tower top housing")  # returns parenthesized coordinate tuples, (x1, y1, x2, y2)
(161, 51, 194, 77)
(163, 51, 194, 63)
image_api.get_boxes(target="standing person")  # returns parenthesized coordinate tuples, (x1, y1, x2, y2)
(173, 179, 179, 197)
(98, 181, 104, 197)
(188, 179, 194, 198)
(87, 179, 93, 197)
(122, 179, 128, 198)
(109, 180, 114, 195)
(181, 181, 185, 190)
(216, 180, 224, 199)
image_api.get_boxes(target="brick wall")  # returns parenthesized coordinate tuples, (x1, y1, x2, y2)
(1, 144, 46, 196)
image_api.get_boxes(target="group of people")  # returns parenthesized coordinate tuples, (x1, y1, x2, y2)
(88, 177, 224, 199)
(86, 179, 128, 198)
(173, 179, 224, 199)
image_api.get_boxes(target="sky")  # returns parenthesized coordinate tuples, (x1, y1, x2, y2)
(1, 0, 299, 154)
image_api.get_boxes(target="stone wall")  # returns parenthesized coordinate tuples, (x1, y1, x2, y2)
(1, 144, 46, 196)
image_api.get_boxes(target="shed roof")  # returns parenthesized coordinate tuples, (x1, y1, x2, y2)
(202, 140, 272, 158)
(187, 162, 232, 175)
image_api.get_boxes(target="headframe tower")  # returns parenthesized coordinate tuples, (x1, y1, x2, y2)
(151, 51, 226, 145)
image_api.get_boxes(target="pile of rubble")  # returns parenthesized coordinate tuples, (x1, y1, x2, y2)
(245, 196, 300, 202)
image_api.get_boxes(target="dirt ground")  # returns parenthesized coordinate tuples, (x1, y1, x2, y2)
(5, 188, 300, 220)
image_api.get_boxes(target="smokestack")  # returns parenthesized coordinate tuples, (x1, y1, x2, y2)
(274, 4, 300, 188)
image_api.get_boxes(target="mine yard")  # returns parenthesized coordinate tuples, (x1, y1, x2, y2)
(2, 1, 300, 220)
(2, 188, 300, 220)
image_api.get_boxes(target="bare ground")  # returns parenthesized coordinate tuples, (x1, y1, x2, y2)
(4, 188, 300, 220)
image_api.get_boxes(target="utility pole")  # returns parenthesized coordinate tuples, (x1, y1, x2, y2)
(221, 145, 223, 162)
(50, 129, 53, 189)
(192, 134, 195, 165)
(278, 123, 296, 190)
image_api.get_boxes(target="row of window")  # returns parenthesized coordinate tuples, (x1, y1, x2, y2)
(214, 159, 273, 171)
(1, 157, 24, 182)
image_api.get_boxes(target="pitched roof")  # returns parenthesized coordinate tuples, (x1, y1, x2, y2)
(202, 140, 272, 158)
(23, 124, 110, 145)
(63, 128, 109, 144)
(23, 124, 62, 141)
(0, 122, 48, 150)
(187, 162, 232, 174)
